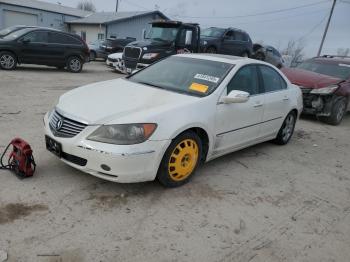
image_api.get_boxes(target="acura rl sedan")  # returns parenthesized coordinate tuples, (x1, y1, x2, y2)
(44, 54, 302, 187)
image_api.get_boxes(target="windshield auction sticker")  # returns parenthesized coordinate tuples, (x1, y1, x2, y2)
(189, 83, 209, 93)
(194, 74, 220, 83)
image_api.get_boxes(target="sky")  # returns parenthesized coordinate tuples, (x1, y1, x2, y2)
(44, 0, 350, 57)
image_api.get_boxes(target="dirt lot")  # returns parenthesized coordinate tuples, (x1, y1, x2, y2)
(0, 62, 349, 262)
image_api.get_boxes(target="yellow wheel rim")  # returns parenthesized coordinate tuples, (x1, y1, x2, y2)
(168, 139, 199, 182)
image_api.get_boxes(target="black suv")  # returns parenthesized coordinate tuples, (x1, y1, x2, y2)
(200, 27, 253, 57)
(0, 28, 89, 72)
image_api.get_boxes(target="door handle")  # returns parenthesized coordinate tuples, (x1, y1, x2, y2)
(254, 103, 263, 108)
(283, 97, 290, 101)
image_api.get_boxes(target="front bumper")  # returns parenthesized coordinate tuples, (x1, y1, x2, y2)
(301, 89, 340, 116)
(43, 113, 170, 183)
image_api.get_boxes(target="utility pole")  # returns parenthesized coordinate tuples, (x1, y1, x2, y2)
(317, 0, 336, 56)
(116, 0, 119, 12)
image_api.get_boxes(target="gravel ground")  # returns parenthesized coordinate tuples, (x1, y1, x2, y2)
(0, 62, 349, 262)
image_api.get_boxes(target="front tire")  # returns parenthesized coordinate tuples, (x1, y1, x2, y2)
(0, 51, 17, 70)
(274, 111, 297, 145)
(157, 131, 202, 188)
(67, 56, 83, 73)
(318, 97, 347, 125)
(89, 51, 96, 61)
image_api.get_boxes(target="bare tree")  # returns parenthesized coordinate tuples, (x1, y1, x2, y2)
(337, 48, 350, 57)
(77, 0, 96, 12)
(281, 39, 306, 67)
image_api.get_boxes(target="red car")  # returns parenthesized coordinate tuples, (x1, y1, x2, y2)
(282, 55, 350, 125)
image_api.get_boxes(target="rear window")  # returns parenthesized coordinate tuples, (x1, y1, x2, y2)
(49, 32, 82, 45)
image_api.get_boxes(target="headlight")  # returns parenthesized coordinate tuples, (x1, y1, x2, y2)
(142, 53, 159, 60)
(87, 123, 157, 145)
(310, 85, 338, 94)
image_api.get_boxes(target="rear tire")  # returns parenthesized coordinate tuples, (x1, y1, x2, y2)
(274, 111, 297, 145)
(67, 56, 83, 73)
(157, 131, 202, 188)
(206, 47, 217, 54)
(241, 52, 249, 58)
(0, 51, 17, 70)
(318, 97, 347, 125)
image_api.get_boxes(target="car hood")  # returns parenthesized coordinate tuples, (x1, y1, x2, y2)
(281, 67, 342, 89)
(108, 52, 123, 59)
(56, 78, 198, 125)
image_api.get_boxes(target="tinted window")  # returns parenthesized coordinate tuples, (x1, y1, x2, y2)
(224, 31, 234, 40)
(227, 65, 259, 95)
(129, 56, 233, 96)
(201, 28, 226, 38)
(48, 32, 81, 45)
(259, 65, 287, 92)
(234, 32, 246, 41)
(22, 31, 48, 43)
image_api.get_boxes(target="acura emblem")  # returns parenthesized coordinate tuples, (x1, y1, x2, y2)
(56, 118, 63, 130)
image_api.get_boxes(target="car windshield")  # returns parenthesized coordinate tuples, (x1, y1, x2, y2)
(201, 28, 226, 38)
(297, 60, 350, 80)
(2, 28, 33, 40)
(128, 56, 233, 96)
(146, 26, 179, 42)
(0, 26, 21, 37)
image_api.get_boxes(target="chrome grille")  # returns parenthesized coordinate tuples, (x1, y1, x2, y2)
(49, 110, 87, 138)
(124, 46, 141, 59)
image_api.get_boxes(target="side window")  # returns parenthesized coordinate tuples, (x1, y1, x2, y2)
(49, 33, 82, 45)
(22, 31, 48, 43)
(224, 31, 234, 40)
(234, 32, 245, 41)
(259, 65, 287, 92)
(227, 65, 259, 95)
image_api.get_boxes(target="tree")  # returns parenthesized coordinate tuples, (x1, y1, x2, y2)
(337, 48, 350, 57)
(281, 39, 306, 67)
(77, 0, 96, 12)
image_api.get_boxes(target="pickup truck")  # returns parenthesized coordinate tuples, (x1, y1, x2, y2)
(122, 20, 200, 73)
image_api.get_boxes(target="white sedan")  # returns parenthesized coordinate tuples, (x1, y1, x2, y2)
(44, 54, 302, 187)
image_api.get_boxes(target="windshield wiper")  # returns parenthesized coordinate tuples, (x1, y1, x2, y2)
(137, 81, 164, 89)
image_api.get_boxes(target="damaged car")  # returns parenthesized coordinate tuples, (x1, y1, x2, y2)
(252, 44, 284, 68)
(282, 55, 350, 125)
(44, 54, 302, 187)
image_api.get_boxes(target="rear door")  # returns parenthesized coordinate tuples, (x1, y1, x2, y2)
(19, 30, 49, 64)
(48, 32, 84, 64)
(257, 65, 291, 138)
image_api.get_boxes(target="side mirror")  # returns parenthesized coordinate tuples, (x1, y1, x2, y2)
(221, 90, 250, 104)
(185, 30, 192, 45)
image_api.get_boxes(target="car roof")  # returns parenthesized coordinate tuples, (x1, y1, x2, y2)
(312, 55, 350, 64)
(175, 53, 268, 66)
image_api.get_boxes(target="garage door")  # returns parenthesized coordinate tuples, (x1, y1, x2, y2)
(3, 10, 38, 28)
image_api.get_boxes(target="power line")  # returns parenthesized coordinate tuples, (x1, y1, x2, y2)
(171, 0, 330, 19)
(298, 14, 329, 41)
(200, 8, 329, 27)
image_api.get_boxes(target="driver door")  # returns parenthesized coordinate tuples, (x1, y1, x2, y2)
(214, 65, 265, 156)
